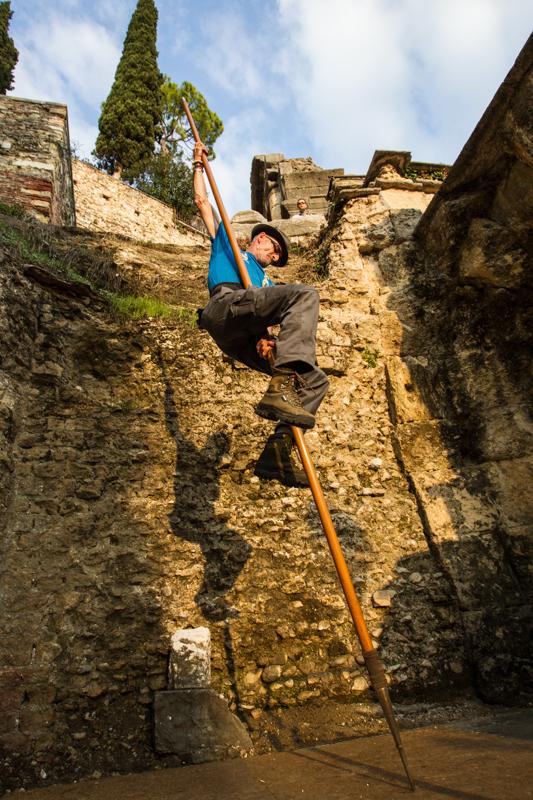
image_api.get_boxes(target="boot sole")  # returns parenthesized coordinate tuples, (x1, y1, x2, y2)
(254, 465, 309, 488)
(255, 403, 315, 430)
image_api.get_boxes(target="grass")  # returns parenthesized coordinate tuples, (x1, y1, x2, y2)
(404, 166, 448, 182)
(105, 293, 197, 324)
(0, 201, 25, 218)
(361, 348, 380, 368)
(0, 214, 196, 325)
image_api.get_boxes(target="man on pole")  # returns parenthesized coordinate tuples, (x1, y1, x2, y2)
(192, 141, 329, 488)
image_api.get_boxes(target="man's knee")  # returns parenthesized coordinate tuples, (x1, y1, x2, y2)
(296, 283, 319, 302)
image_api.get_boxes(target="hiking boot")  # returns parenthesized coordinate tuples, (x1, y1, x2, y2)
(255, 368, 315, 429)
(254, 430, 309, 488)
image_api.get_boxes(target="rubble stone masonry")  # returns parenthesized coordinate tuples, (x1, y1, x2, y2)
(72, 159, 204, 246)
(0, 97, 75, 225)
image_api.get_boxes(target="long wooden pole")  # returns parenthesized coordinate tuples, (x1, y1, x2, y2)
(183, 100, 415, 791)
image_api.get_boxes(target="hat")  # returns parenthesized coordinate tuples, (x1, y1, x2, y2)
(251, 224, 289, 267)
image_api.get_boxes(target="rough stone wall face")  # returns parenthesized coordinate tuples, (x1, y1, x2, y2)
(392, 32, 533, 700)
(0, 184, 468, 781)
(0, 96, 75, 225)
(72, 160, 203, 246)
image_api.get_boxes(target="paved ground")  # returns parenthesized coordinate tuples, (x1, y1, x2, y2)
(9, 710, 533, 800)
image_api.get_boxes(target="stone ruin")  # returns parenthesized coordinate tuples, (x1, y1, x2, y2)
(0, 96, 75, 226)
(242, 149, 450, 248)
(0, 30, 531, 794)
(0, 96, 205, 248)
(251, 152, 342, 220)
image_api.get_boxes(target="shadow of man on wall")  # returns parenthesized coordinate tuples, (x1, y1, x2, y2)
(160, 361, 252, 623)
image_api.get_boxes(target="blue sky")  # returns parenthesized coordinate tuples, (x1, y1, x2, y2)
(9, 0, 533, 214)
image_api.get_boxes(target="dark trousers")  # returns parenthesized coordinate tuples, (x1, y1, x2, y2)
(200, 284, 329, 414)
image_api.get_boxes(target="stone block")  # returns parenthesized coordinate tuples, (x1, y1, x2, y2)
(428, 531, 522, 609)
(154, 689, 253, 761)
(503, 523, 533, 591)
(276, 218, 325, 241)
(458, 217, 528, 287)
(169, 627, 211, 689)
(408, 466, 500, 543)
(392, 420, 457, 474)
(230, 210, 270, 243)
(231, 210, 267, 225)
(380, 188, 434, 213)
(478, 403, 533, 461)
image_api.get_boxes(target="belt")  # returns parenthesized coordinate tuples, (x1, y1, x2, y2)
(209, 282, 243, 298)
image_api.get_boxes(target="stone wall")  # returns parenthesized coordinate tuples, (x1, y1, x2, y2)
(0, 168, 470, 792)
(388, 31, 533, 700)
(0, 96, 75, 225)
(72, 159, 204, 246)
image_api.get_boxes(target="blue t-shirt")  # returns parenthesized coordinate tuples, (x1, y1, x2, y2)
(207, 223, 274, 292)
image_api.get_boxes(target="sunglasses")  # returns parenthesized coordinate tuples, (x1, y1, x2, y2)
(264, 234, 282, 257)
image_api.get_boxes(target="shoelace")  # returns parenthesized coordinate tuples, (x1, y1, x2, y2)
(279, 372, 306, 405)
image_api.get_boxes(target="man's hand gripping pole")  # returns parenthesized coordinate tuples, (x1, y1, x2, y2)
(182, 98, 415, 792)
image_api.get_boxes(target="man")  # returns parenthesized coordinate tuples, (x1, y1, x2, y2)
(193, 141, 329, 487)
(295, 197, 309, 215)
(292, 197, 326, 223)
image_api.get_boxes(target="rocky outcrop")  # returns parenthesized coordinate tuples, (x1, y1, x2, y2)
(387, 32, 533, 701)
(0, 197, 465, 790)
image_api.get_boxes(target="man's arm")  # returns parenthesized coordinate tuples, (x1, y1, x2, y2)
(192, 141, 216, 239)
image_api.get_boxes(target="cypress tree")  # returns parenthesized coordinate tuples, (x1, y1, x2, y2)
(94, 0, 163, 178)
(0, 1, 18, 95)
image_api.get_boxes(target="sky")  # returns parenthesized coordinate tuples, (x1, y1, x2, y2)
(8, 0, 533, 215)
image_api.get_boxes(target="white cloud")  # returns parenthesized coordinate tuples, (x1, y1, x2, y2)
(12, 16, 120, 107)
(10, 8, 122, 159)
(7, 0, 533, 209)
(210, 109, 270, 215)
(277, 0, 533, 171)
(195, 11, 264, 98)
(68, 115, 99, 161)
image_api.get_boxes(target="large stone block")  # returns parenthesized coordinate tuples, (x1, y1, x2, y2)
(458, 217, 528, 287)
(385, 356, 445, 423)
(275, 218, 325, 242)
(169, 627, 211, 689)
(486, 457, 533, 528)
(154, 689, 253, 761)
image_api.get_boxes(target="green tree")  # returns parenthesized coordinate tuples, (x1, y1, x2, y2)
(132, 78, 222, 222)
(134, 151, 196, 222)
(159, 78, 223, 159)
(93, 0, 163, 179)
(0, 1, 18, 94)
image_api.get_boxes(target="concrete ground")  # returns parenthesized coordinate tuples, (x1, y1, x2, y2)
(9, 710, 533, 800)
